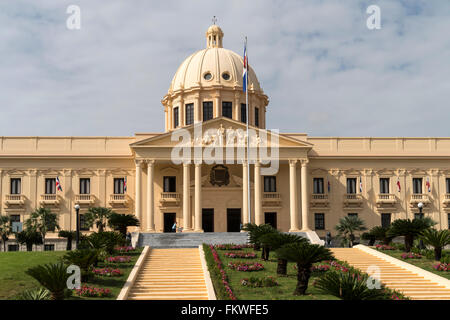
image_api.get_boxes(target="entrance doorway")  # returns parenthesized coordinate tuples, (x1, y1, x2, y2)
(227, 208, 241, 232)
(202, 209, 214, 232)
(163, 213, 176, 233)
(265, 212, 277, 229)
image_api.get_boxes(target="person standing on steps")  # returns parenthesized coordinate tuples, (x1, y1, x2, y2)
(326, 232, 332, 248)
(172, 220, 177, 233)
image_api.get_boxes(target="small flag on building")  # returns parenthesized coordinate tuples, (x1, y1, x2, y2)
(56, 177, 63, 192)
(242, 39, 248, 93)
(397, 177, 401, 192)
(359, 176, 363, 193)
(426, 177, 431, 193)
(124, 177, 127, 192)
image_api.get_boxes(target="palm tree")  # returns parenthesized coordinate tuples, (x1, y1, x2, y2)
(26, 262, 70, 300)
(25, 208, 59, 247)
(335, 216, 367, 247)
(259, 232, 307, 274)
(276, 242, 334, 295)
(84, 207, 114, 233)
(242, 223, 277, 258)
(62, 249, 99, 281)
(108, 213, 140, 237)
(419, 228, 450, 261)
(387, 218, 436, 252)
(58, 230, 77, 251)
(362, 226, 393, 246)
(0, 216, 11, 252)
(16, 230, 43, 251)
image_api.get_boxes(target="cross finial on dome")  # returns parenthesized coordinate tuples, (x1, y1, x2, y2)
(206, 22, 224, 48)
(212, 16, 217, 25)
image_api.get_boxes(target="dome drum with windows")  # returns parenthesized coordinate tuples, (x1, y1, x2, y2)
(162, 24, 269, 131)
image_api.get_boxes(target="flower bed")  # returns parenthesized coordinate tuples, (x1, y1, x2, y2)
(114, 246, 135, 253)
(433, 263, 449, 272)
(215, 244, 253, 250)
(296, 261, 349, 273)
(375, 244, 396, 250)
(224, 252, 256, 259)
(228, 262, 264, 272)
(241, 276, 278, 288)
(401, 252, 422, 260)
(207, 245, 236, 300)
(74, 285, 111, 298)
(105, 256, 132, 263)
(311, 264, 331, 272)
(92, 267, 123, 277)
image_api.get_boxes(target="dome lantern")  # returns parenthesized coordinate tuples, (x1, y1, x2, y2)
(206, 22, 224, 48)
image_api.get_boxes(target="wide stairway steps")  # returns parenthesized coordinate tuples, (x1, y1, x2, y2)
(127, 248, 209, 300)
(331, 248, 450, 300)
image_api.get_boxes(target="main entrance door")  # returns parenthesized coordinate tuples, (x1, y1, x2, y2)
(163, 213, 176, 233)
(202, 209, 214, 232)
(265, 212, 277, 229)
(227, 208, 241, 232)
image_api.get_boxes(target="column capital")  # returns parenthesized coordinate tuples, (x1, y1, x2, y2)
(300, 158, 309, 166)
(135, 159, 144, 167)
(254, 161, 261, 168)
(289, 159, 298, 167)
(183, 161, 191, 167)
(145, 159, 155, 167)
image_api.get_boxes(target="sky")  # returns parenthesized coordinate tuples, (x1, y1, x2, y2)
(0, 0, 449, 137)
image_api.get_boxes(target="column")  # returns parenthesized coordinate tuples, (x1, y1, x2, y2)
(242, 161, 249, 226)
(301, 159, 310, 231)
(183, 162, 192, 231)
(289, 160, 300, 231)
(214, 95, 220, 118)
(179, 99, 185, 127)
(146, 160, 155, 231)
(135, 160, 143, 227)
(234, 94, 240, 121)
(194, 163, 203, 232)
(195, 95, 201, 122)
(254, 161, 262, 225)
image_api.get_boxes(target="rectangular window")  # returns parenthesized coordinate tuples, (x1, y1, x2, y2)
(44, 244, 55, 251)
(348, 213, 358, 218)
(79, 178, 90, 194)
(254, 107, 259, 127)
(313, 178, 324, 194)
(10, 178, 21, 194)
(185, 103, 194, 125)
(163, 176, 176, 193)
(263, 176, 276, 192)
(173, 107, 179, 128)
(379, 178, 390, 194)
(314, 213, 325, 230)
(413, 178, 423, 194)
(203, 101, 213, 121)
(45, 178, 56, 194)
(8, 244, 19, 252)
(381, 213, 391, 228)
(80, 214, 89, 231)
(240, 103, 247, 123)
(347, 178, 357, 194)
(222, 101, 232, 119)
(446, 178, 450, 193)
(114, 178, 125, 194)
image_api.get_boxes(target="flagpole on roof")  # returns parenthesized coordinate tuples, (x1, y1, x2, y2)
(245, 36, 251, 225)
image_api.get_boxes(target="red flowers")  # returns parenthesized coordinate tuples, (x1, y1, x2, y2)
(215, 244, 253, 250)
(209, 245, 236, 300)
(401, 252, 422, 259)
(114, 246, 135, 253)
(224, 252, 256, 259)
(105, 256, 131, 263)
(375, 244, 396, 250)
(228, 262, 264, 272)
(92, 267, 123, 277)
(74, 285, 111, 297)
(433, 262, 449, 271)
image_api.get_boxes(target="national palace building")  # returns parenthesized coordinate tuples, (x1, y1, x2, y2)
(1, 24, 450, 250)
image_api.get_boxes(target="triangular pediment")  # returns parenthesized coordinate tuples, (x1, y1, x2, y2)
(130, 117, 313, 149)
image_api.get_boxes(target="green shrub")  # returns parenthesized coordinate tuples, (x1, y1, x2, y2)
(240, 276, 278, 288)
(440, 255, 450, 264)
(17, 288, 50, 300)
(79, 231, 125, 254)
(25, 262, 70, 300)
(62, 249, 99, 281)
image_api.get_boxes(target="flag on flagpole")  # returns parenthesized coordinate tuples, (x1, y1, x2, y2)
(397, 177, 401, 192)
(124, 177, 127, 193)
(242, 39, 248, 93)
(56, 177, 63, 192)
(359, 176, 363, 193)
(426, 177, 431, 193)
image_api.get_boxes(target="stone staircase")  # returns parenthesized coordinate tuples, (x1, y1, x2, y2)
(331, 247, 450, 300)
(138, 231, 309, 248)
(127, 248, 209, 300)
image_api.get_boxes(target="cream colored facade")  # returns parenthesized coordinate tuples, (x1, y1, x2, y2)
(1, 25, 449, 249)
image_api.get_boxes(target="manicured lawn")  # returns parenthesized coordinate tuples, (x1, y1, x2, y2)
(213, 247, 338, 300)
(376, 249, 450, 280)
(0, 251, 66, 299)
(0, 248, 142, 300)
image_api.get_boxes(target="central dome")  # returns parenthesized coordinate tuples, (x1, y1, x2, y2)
(168, 25, 262, 93)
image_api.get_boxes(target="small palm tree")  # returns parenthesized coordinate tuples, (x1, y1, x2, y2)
(25, 208, 59, 247)
(362, 226, 393, 246)
(242, 223, 276, 256)
(387, 218, 436, 252)
(58, 230, 77, 251)
(16, 230, 43, 251)
(25, 262, 70, 300)
(419, 228, 450, 261)
(335, 216, 367, 247)
(18, 288, 51, 300)
(259, 232, 307, 274)
(62, 249, 99, 281)
(84, 207, 114, 233)
(315, 271, 389, 300)
(108, 213, 140, 237)
(276, 242, 334, 295)
(0, 216, 11, 252)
